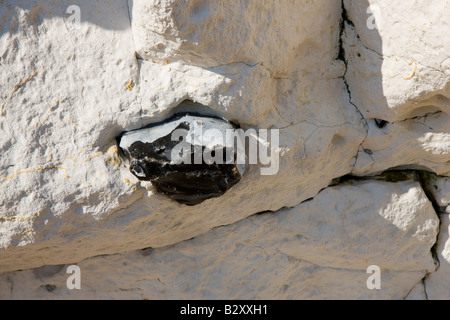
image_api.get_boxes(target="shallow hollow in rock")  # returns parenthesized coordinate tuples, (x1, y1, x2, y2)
(118, 113, 247, 206)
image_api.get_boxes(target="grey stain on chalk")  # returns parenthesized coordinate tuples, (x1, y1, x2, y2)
(118, 110, 246, 206)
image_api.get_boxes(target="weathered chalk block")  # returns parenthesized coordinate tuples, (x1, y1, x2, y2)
(0, 0, 449, 300)
(0, 0, 366, 276)
(343, 0, 450, 176)
(0, 179, 439, 299)
(425, 215, 450, 300)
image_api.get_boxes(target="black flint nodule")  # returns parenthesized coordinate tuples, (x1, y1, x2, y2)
(118, 113, 246, 206)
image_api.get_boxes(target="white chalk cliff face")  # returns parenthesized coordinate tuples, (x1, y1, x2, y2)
(0, 0, 448, 299)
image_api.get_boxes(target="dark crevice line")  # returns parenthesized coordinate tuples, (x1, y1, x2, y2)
(338, 0, 369, 173)
(417, 171, 442, 277)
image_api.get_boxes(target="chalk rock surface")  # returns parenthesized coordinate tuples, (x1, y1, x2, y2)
(0, 179, 440, 299)
(425, 176, 450, 210)
(425, 215, 450, 300)
(0, 0, 364, 273)
(344, 0, 450, 176)
(0, 0, 449, 299)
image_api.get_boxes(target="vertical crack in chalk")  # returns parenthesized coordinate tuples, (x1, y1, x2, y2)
(417, 171, 442, 268)
(338, 0, 368, 173)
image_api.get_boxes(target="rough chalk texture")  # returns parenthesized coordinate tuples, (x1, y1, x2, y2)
(425, 215, 450, 300)
(344, 0, 450, 176)
(0, 179, 439, 299)
(0, 0, 449, 299)
(0, 0, 365, 274)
